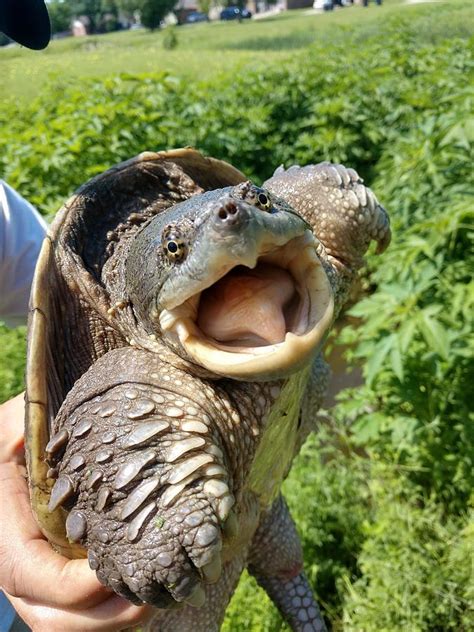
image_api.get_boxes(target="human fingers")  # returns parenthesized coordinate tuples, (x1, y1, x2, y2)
(0, 462, 113, 609)
(7, 593, 154, 632)
(0, 393, 26, 464)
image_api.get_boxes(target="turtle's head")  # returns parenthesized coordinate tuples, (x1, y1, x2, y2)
(126, 182, 334, 380)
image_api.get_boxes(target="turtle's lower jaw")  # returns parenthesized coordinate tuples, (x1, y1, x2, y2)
(159, 234, 334, 380)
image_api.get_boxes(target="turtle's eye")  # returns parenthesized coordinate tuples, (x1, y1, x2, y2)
(244, 186, 273, 211)
(233, 182, 274, 211)
(256, 191, 271, 210)
(162, 226, 187, 262)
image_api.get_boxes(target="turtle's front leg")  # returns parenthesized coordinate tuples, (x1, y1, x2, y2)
(248, 495, 327, 632)
(45, 352, 235, 609)
(265, 162, 390, 273)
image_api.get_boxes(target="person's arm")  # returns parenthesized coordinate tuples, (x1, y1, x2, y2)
(0, 181, 46, 327)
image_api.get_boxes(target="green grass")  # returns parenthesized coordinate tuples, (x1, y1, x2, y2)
(0, 325, 27, 402)
(0, 0, 446, 102)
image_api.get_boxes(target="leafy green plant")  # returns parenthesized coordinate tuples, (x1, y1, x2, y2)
(0, 325, 27, 402)
(343, 495, 474, 631)
(162, 26, 178, 50)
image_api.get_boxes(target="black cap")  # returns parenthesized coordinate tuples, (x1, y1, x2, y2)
(0, 0, 51, 50)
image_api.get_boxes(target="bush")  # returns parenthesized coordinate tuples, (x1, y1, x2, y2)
(162, 26, 178, 50)
(343, 495, 474, 631)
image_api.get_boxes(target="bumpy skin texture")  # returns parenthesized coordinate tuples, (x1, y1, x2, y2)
(265, 163, 390, 268)
(248, 495, 326, 631)
(36, 155, 390, 632)
(265, 162, 390, 317)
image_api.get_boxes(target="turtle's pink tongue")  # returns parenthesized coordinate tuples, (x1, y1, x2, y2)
(197, 264, 295, 345)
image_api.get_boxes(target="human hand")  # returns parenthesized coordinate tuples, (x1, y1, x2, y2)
(0, 394, 154, 631)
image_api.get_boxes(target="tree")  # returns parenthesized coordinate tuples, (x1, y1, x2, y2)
(115, 0, 141, 14)
(51, 0, 122, 34)
(74, 0, 105, 32)
(47, 0, 73, 34)
(224, 0, 244, 8)
(140, 0, 177, 29)
(197, 0, 212, 15)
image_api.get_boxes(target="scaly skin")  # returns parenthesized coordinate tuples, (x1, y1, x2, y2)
(248, 495, 327, 632)
(46, 347, 311, 628)
(42, 160, 390, 631)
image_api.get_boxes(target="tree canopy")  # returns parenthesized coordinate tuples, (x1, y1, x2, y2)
(46, 0, 177, 33)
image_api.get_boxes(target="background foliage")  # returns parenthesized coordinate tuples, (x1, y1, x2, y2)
(44, 0, 179, 35)
(1, 1, 473, 629)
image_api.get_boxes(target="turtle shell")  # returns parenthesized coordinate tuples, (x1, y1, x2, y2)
(25, 148, 246, 557)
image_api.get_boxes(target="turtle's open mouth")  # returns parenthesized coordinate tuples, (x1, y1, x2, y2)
(159, 233, 334, 379)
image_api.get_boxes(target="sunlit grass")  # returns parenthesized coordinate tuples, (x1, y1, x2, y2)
(0, 0, 452, 101)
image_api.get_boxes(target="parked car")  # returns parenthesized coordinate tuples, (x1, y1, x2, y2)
(185, 11, 209, 24)
(313, 0, 351, 9)
(220, 6, 252, 20)
(313, 0, 333, 9)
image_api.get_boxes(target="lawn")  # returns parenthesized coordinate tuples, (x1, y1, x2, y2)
(0, 0, 440, 102)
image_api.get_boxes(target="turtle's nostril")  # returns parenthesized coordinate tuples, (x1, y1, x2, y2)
(215, 201, 241, 226)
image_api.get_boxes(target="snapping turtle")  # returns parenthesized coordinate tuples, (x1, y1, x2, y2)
(25, 148, 390, 631)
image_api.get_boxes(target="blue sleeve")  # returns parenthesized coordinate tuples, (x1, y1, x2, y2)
(0, 181, 47, 328)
